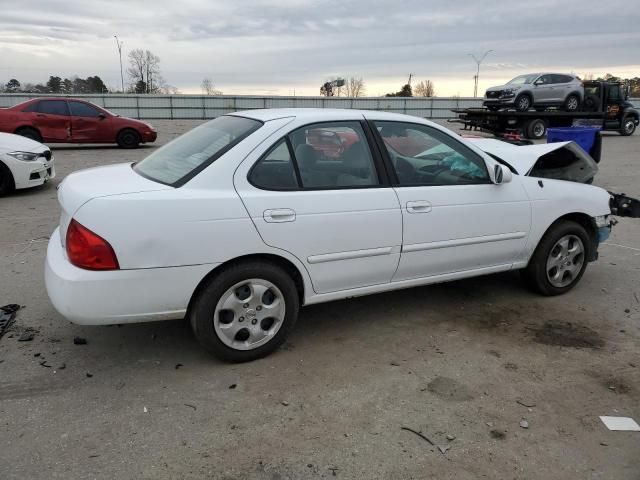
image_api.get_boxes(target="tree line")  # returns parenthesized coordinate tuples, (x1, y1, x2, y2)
(2, 76, 108, 94)
(319, 77, 436, 97)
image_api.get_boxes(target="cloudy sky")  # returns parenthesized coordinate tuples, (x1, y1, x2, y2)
(0, 0, 638, 96)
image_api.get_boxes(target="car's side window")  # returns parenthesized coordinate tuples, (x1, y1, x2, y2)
(22, 102, 39, 113)
(37, 100, 70, 116)
(69, 101, 101, 117)
(375, 121, 490, 187)
(249, 139, 299, 190)
(288, 122, 380, 189)
(537, 75, 554, 85)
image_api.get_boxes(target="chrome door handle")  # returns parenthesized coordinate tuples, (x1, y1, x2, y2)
(263, 208, 296, 223)
(406, 201, 432, 214)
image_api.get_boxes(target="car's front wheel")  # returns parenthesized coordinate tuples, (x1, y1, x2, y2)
(116, 129, 141, 148)
(521, 220, 591, 296)
(0, 162, 16, 196)
(190, 261, 300, 362)
(514, 94, 532, 112)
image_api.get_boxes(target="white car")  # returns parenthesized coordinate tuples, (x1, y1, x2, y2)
(45, 109, 614, 362)
(0, 132, 55, 195)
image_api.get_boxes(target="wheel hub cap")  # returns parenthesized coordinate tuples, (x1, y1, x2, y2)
(213, 279, 286, 351)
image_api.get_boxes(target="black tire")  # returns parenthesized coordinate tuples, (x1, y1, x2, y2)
(564, 94, 580, 112)
(190, 261, 300, 362)
(521, 220, 592, 296)
(15, 127, 42, 143)
(514, 94, 532, 112)
(0, 161, 16, 197)
(620, 116, 636, 136)
(116, 129, 141, 148)
(525, 118, 547, 140)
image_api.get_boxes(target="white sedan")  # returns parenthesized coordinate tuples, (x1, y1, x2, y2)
(45, 109, 613, 362)
(0, 132, 55, 195)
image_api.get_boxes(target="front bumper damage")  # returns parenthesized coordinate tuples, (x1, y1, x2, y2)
(610, 192, 640, 218)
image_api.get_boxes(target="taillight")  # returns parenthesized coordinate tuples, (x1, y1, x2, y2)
(66, 219, 119, 270)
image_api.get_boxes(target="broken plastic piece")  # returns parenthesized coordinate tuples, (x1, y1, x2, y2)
(600, 416, 640, 431)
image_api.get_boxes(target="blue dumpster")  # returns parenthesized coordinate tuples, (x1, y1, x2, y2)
(547, 126, 601, 153)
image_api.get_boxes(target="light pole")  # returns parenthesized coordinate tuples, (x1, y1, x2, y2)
(114, 35, 124, 93)
(468, 50, 493, 97)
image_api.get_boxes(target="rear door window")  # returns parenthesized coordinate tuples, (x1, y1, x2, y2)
(37, 100, 70, 116)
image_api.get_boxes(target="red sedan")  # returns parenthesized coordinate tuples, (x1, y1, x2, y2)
(0, 98, 157, 148)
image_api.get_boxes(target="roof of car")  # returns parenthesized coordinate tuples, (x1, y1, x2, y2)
(230, 108, 431, 123)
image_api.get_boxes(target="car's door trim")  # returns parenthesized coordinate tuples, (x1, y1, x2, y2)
(402, 231, 527, 253)
(307, 246, 396, 264)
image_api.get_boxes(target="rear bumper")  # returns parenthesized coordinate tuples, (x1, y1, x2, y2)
(45, 228, 218, 325)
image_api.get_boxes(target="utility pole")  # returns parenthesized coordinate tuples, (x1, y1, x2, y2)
(408, 73, 413, 86)
(468, 50, 493, 97)
(114, 35, 124, 93)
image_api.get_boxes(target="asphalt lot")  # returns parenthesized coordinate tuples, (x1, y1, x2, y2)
(1, 119, 639, 479)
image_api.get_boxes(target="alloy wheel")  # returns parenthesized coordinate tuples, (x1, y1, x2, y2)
(546, 234, 585, 288)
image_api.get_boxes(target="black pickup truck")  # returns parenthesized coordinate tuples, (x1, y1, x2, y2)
(451, 81, 639, 139)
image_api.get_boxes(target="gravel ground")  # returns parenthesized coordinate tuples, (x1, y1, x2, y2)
(1, 119, 639, 479)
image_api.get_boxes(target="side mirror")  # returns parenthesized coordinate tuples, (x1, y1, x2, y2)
(98, 113, 107, 119)
(493, 164, 512, 184)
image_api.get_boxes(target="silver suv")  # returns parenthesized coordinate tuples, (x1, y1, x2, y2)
(484, 73, 584, 112)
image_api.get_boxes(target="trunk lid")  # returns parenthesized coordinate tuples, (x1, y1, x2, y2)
(58, 162, 171, 246)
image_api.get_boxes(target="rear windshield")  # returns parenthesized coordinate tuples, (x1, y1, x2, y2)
(134, 115, 262, 186)
(529, 143, 598, 183)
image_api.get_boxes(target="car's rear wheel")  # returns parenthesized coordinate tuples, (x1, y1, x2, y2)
(0, 161, 16, 196)
(15, 127, 42, 143)
(564, 95, 580, 112)
(514, 94, 532, 112)
(190, 261, 300, 362)
(116, 129, 141, 148)
(620, 117, 636, 136)
(521, 220, 591, 296)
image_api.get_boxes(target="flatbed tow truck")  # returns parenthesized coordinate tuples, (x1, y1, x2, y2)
(450, 81, 639, 139)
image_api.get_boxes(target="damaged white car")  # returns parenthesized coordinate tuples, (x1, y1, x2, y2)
(0, 132, 55, 196)
(46, 110, 628, 362)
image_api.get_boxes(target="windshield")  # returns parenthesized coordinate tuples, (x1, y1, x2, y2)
(508, 74, 539, 85)
(134, 115, 262, 186)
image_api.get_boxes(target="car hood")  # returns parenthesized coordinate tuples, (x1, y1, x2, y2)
(467, 139, 574, 174)
(0, 132, 48, 154)
(486, 84, 517, 92)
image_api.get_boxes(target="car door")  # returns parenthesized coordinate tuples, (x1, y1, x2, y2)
(68, 100, 111, 143)
(235, 120, 402, 294)
(370, 120, 531, 281)
(33, 100, 71, 142)
(532, 74, 555, 104)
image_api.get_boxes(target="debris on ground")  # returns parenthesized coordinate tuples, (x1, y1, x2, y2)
(400, 426, 435, 446)
(437, 445, 450, 454)
(86, 372, 93, 378)
(281, 401, 289, 406)
(18, 332, 35, 342)
(328, 466, 338, 476)
(446, 434, 456, 441)
(175, 363, 183, 369)
(39, 360, 51, 368)
(228, 384, 237, 389)
(517, 399, 536, 408)
(184, 403, 197, 410)
(73, 336, 87, 345)
(599, 416, 640, 431)
(519, 420, 529, 429)
(143, 406, 148, 413)
(490, 429, 506, 439)
(0, 304, 21, 339)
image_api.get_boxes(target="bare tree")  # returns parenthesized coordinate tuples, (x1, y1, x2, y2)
(127, 49, 162, 93)
(414, 80, 436, 97)
(345, 77, 366, 97)
(201, 77, 222, 95)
